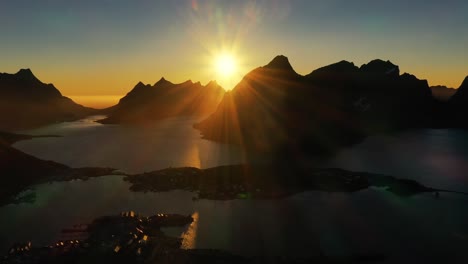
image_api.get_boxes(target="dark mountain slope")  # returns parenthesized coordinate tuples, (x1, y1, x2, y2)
(195, 56, 438, 157)
(194, 55, 305, 152)
(449, 76, 468, 105)
(0, 132, 114, 205)
(447, 76, 468, 127)
(99, 78, 225, 124)
(0, 69, 95, 131)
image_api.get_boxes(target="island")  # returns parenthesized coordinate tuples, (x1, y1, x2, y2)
(124, 165, 448, 200)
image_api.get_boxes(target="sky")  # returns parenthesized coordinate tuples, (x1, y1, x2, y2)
(1, 0, 467, 108)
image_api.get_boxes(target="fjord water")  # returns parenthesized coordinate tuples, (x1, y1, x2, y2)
(2, 177, 468, 262)
(326, 129, 468, 192)
(2, 116, 468, 262)
(13, 115, 246, 173)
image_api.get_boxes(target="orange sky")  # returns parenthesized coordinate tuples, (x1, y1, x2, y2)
(30, 54, 468, 109)
(1, 1, 467, 108)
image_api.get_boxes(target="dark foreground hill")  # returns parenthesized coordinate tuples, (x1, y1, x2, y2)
(0, 132, 115, 205)
(195, 55, 441, 157)
(98, 78, 225, 124)
(0, 69, 96, 131)
(447, 76, 468, 127)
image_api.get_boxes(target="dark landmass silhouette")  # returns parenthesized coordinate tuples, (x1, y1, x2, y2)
(0, 69, 96, 131)
(0, 130, 61, 145)
(195, 55, 440, 158)
(0, 132, 116, 205)
(126, 165, 447, 200)
(3, 211, 386, 263)
(446, 76, 468, 127)
(430, 85, 456, 101)
(0, 131, 40, 145)
(98, 78, 225, 124)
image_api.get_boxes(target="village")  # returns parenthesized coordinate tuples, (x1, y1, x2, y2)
(3, 211, 193, 263)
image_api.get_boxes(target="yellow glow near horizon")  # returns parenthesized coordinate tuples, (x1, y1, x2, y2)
(215, 54, 237, 77)
(209, 51, 246, 90)
(68, 95, 122, 109)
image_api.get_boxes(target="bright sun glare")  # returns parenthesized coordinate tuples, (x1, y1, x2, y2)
(215, 55, 237, 77)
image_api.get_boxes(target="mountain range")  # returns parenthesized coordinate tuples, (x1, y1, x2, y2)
(1, 57, 467, 157)
(0, 69, 95, 131)
(98, 78, 225, 124)
(195, 55, 466, 156)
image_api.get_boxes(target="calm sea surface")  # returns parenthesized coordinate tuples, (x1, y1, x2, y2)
(13, 115, 246, 173)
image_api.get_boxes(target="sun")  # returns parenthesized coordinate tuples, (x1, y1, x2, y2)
(215, 54, 237, 77)
(208, 51, 243, 90)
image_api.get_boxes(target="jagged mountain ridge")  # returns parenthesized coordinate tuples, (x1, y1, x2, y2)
(0, 69, 95, 131)
(99, 78, 225, 124)
(195, 55, 440, 156)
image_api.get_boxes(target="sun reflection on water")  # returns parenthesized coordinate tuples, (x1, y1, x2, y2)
(180, 212, 199, 249)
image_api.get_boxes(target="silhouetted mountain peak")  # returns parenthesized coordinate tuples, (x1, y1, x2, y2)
(182, 80, 194, 85)
(401, 73, 418, 81)
(449, 76, 468, 106)
(206, 80, 218, 87)
(264, 55, 296, 73)
(126, 82, 151, 96)
(460, 76, 468, 90)
(361, 59, 400, 77)
(205, 80, 224, 91)
(400, 73, 430, 93)
(309, 60, 358, 76)
(15, 68, 39, 82)
(0, 69, 93, 130)
(0, 68, 63, 98)
(17, 68, 33, 75)
(134, 81, 149, 89)
(100, 76, 226, 124)
(154, 77, 173, 86)
(335, 60, 356, 68)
